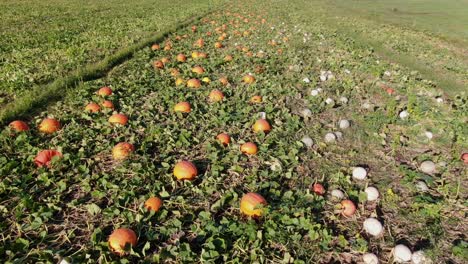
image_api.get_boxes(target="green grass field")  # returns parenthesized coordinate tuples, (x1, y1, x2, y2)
(0, 0, 466, 263)
(0, 0, 222, 102)
(313, 0, 468, 97)
(329, 0, 468, 43)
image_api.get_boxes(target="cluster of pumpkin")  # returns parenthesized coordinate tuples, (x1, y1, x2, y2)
(9, 118, 62, 167)
(108, 12, 278, 255)
(105, 13, 279, 255)
(5, 9, 355, 256)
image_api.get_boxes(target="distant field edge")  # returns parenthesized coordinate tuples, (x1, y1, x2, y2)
(0, 4, 223, 126)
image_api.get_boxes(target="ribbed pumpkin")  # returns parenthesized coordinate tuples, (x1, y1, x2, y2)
(173, 160, 198, 180)
(216, 133, 230, 146)
(109, 114, 128, 125)
(34, 150, 62, 168)
(240, 142, 258, 155)
(209, 90, 224, 102)
(85, 102, 100, 113)
(112, 142, 134, 160)
(108, 228, 137, 255)
(252, 119, 271, 133)
(97, 86, 112, 96)
(144, 197, 163, 212)
(9, 120, 29, 132)
(174, 102, 191, 113)
(39, 118, 61, 134)
(240, 192, 267, 217)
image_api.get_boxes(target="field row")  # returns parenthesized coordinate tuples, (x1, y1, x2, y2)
(0, 0, 466, 263)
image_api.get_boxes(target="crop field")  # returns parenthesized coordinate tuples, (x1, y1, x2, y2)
(0, 0, 467, 263)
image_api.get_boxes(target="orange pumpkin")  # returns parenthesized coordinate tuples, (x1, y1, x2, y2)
(109, 114, 128, 125)
(312, 183, 325, 195)
(198, 52, 208, 59)
(209, 89, 224, 102)
(252, 119, 271, 133)
(341, 200, 356, 217)
(240, 192, 267, 217)
(224, 55, 233, 62)
(9, 120, 29, 132)
(112, 142, 135, 160)
(219, 77, 229, 86)
(243, 75, 255, 84)
(85, 102, 100, 113)
(160, 57, 170, 64)
(192, 66, 205, 75)
(173, 160, 198, 180)
(170, 68, 180, 77)
(151, 44, 160, 51)
(250, 95, 262, 103)
(38, 118, 61, 134)
(214, 42, 223, 49)
(216, 133, 230, 146)
(240, 142, 258, 155)
(101, 100, 114, 109)
(187, 78, 201, 88)
(153, 60, 164, 69)
(386, 88, 395, 95)
(191, 51, 200, 59)
(97, 86, 113, 96)
(144, 197, 163, 212)
(461, 153, 468, 164)
(174, 102, 191, 113)
(176, 53, 187, 62)
(34, 150, 62, 168)
(194, 38, 204, 48)
(175, 78, 185, 86)
(108, 228, 137, 255)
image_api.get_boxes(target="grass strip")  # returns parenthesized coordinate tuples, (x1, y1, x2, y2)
(335, 27, 466, 98)
(0, 7, 219, 125)
(311, 6, 467, 98)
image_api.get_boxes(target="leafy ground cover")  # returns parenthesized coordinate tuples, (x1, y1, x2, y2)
(0, 0, 466, 263)
(0, 0, 223, 102)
